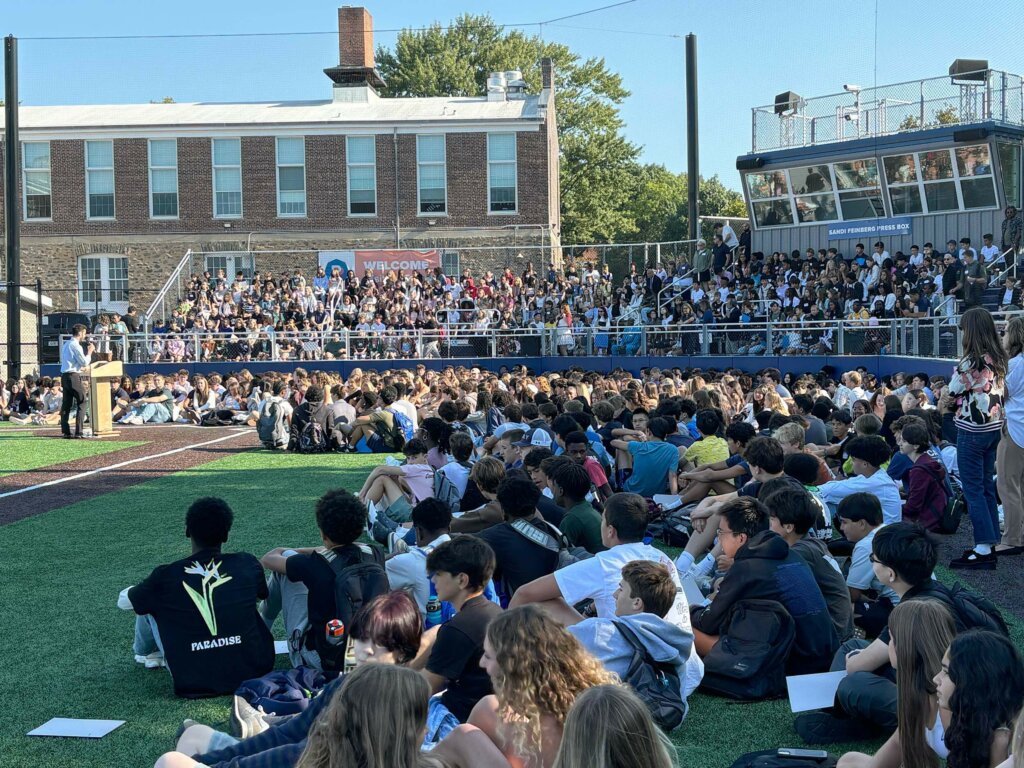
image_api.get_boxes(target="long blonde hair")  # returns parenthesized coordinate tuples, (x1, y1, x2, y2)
(487, 606, 618, 762)
(890, 599, 957, 768)
(295, 665, 441, 768)
(552, 685, 677, 768)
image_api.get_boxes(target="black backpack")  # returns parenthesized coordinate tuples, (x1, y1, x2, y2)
(948, 583, 1010, 636)
(660, 507, 692, 548)
(730, 750, 837, 768)
(295, 419, 329, 453)
(700, 599, 796, 701)
(314, 544, 389, 672)
(614, 621, 685, 733)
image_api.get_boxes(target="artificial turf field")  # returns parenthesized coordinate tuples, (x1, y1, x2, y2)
(0, 431, 142, 476)
(1, 441, 1020, 768)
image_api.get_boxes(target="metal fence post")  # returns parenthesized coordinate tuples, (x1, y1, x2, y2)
(270, 330, 277, 361)
(837, 320, 845, 354)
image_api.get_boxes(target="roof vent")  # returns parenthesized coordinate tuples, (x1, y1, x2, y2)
(487, 72, 507, 101)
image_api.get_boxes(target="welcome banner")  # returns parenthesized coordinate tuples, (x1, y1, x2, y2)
(318, 249, 442, 277)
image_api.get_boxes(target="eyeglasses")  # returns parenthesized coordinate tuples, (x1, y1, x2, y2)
(716, 528, 742, 538)
(869, 554, 885, 566)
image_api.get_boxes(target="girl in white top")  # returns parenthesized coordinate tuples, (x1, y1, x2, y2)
(996, 316, 1024, 554)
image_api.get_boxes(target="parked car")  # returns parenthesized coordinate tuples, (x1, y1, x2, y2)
(40, 312, 92, 363)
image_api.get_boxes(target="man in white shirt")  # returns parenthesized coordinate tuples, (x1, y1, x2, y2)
(385, 498, 452, 617)
(980, 233, 1001, 264)
(832, 371, 866, 414)
(59, 323, 94, 438)
(817, 436, 903, 525)
(871, 241, 890, 267)
(389, 381, 419, 433)
(510, 492, 705, 695)
(720, 221, 739, 250)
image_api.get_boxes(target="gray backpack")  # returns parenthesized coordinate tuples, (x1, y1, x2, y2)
(257, 401, 289, 449)
(509, 518, 593, 569)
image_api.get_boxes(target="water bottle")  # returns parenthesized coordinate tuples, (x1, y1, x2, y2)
(325, 618, 345, 646)
(425, 597, 442, 629)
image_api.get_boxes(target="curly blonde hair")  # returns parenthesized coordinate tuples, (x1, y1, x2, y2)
(487, 606, 619, 762)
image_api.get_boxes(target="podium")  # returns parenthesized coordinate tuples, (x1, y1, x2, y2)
(87, 360, 123, 437)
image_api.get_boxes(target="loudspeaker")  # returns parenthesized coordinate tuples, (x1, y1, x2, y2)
(737, 157, 766, 171)
(949, 59, 988, 82)
(774, 91, 802, 115)
(953, 128, 989, 142)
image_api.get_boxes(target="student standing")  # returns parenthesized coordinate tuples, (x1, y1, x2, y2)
(996, 315, 1024, 556)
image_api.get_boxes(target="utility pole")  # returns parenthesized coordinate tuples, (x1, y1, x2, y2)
(5, 35, 22, 380)
(685, 34, 699, 243)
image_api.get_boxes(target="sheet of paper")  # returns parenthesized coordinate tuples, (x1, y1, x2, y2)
(274, 640, 289, 655)
(786, 671, 848, 713)
(680, 573, 709, 607)
(28, 718, 126, 738)
(653, 494, 683, 511)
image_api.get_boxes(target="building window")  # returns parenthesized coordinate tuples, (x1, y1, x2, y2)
(883, 154, 923, 214)
(441, 249, 460, 277)
(78, 255, 129, 311)
(85, 140, 115, 219)
(212, 138, 242, 218)
(276, 137, 306, 217)
(832, 159, 885, 220)
(883, 146, 998, 216)
(789, 165, 838, 223)
(346, 136, 377, 216)
(998, 142, 1022, 209)
(487, 133, 517, 213)
(746, 171, 794, 227)
(205, 252, 253, 280)
(417, 134, 447, 215)
(22, 141, 52, 220)
(955, 144, 997, 210)
(919, 150, 958, 213)
(148, 139, 179, 218)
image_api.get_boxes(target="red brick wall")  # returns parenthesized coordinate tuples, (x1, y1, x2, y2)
(0, 128, 551, 237)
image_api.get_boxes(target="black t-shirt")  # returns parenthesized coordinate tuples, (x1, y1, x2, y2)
(427, 594, 502, 722)
(128, 548, 274, 698)
(737, 473, 803, 500)
(285, 547, 347, 651)
(477, 516, 559, 597)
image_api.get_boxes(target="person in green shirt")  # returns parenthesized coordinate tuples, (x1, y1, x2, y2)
(544, 456, 606, 554)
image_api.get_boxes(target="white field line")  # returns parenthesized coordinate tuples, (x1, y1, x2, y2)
(0, 430, 252, 500)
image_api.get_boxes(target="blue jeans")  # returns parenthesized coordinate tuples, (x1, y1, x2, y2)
(136, 403, 172, 423)
(133, 614, 165, 657)
(957, 428, 1001, 545)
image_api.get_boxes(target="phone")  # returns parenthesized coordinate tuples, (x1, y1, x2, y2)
(777, 748, 829, 760)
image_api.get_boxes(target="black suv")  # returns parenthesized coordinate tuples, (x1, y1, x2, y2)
(40, 312, 92, 363)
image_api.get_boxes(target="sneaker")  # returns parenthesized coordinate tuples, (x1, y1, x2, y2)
(134, 651, 166, 668)
(231, 695, 270, 739)
(388, 530, 410, 554)
(794, 712, 876, 745)
(949, 549, 997, 570)
(128, 415, 145, 426)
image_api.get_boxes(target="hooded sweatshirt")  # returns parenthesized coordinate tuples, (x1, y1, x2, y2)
(568, 612, 698, 710)
(791, 537, 855, 643)
(903, 453, 948, 531)
(692, 530, 837, 674)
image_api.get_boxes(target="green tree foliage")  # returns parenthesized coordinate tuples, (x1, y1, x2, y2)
(376, 14, 744, 244)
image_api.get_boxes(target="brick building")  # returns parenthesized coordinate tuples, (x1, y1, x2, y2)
(0, 6, 560, 313)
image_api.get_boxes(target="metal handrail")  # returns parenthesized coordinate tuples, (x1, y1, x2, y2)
(989, 246, 1019, 286)
(144, 249, 193, 326)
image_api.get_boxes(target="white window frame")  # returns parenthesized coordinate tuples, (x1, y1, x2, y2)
(487, 132, 518, 214)
(148, 139, 179, 219)
(22, 141, 52, 222)
(77, 254, 130, 312)
(276, 137, 307, 218)
(883, 146, 1000, 216)
(85, 140, 116, 220)
(832, 158, 886, 220)
(416, 134, 448, 216)
(211, 137, 243, 219)
(745, 171, 795, 229)
(346, 135, 377, 217)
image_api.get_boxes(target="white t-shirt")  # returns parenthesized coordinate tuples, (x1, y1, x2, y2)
(847, 527, 900, 604)
(721, 223, 739, 248)
(818, 470, 903, 525)
(390, 398, 419, 432)
(981, 244, 1001, 263)
(386, 534, 450, 615)
(439, 461, 472, 498)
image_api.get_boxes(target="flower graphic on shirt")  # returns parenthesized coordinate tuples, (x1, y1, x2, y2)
(182, 559, 233, 636)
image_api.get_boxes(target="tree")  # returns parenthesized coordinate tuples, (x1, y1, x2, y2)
(934, 104, 958, 125)
(149, 97, 176, 104)
(376, 14, 640, 243)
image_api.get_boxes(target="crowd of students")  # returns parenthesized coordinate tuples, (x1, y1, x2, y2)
(87, 304, 1022, 767)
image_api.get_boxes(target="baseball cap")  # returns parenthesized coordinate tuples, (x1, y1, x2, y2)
(514, 427, 554, 449)
(493, 422, 531, 440)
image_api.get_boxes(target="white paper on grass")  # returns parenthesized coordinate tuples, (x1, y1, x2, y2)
(786, 671, 848, 713)
(680, 573, 710, 608)
(28, 718, 126, 738)
(274, 640, 289, 655)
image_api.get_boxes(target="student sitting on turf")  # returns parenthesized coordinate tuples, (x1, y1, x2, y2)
(385, 497, 453, 617)
(676, 420, 757, 505)
(817, 435, 903, 524)
(522, 446, 567, 526)
(415, 536, 503, 723)
(259, 489, 376, 673)
(158, 590, 427, 768)
(543, 456, 606, 553)
(837, 493, 901, 638)
(897, 421, 949, 531)
(690, 497, 838, 674)
(772, 420, 834, 485)
(286, 384, 332, 451)
(357, 437, 435, 515)
(761, 479, 855, 644)
(563, 430, 614, 503)
(680, 408, 729, 472)
(449, 456, 506, 534)
(119, 497, 274, 698)
(438, 431, 477, 509)
(338, 387, 407, 453)
(476, 473, 560, 602)
(609, 416, 680, 497)
(567, 560, 695, 717)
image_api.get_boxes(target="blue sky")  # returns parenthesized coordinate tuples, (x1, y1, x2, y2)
(4, 0, 1024, 190)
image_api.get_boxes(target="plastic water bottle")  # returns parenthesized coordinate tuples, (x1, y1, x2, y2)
(425, 597, 442, 629)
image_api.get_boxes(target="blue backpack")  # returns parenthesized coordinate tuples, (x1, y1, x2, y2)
(385, 407, 415, 442)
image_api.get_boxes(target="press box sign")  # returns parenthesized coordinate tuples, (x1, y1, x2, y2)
(827, 216, 912, 241)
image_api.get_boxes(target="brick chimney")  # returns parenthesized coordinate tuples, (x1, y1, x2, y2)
(324, 6, 385, 95)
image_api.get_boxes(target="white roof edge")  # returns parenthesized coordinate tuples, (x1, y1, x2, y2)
(0, 284, 54, 310)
